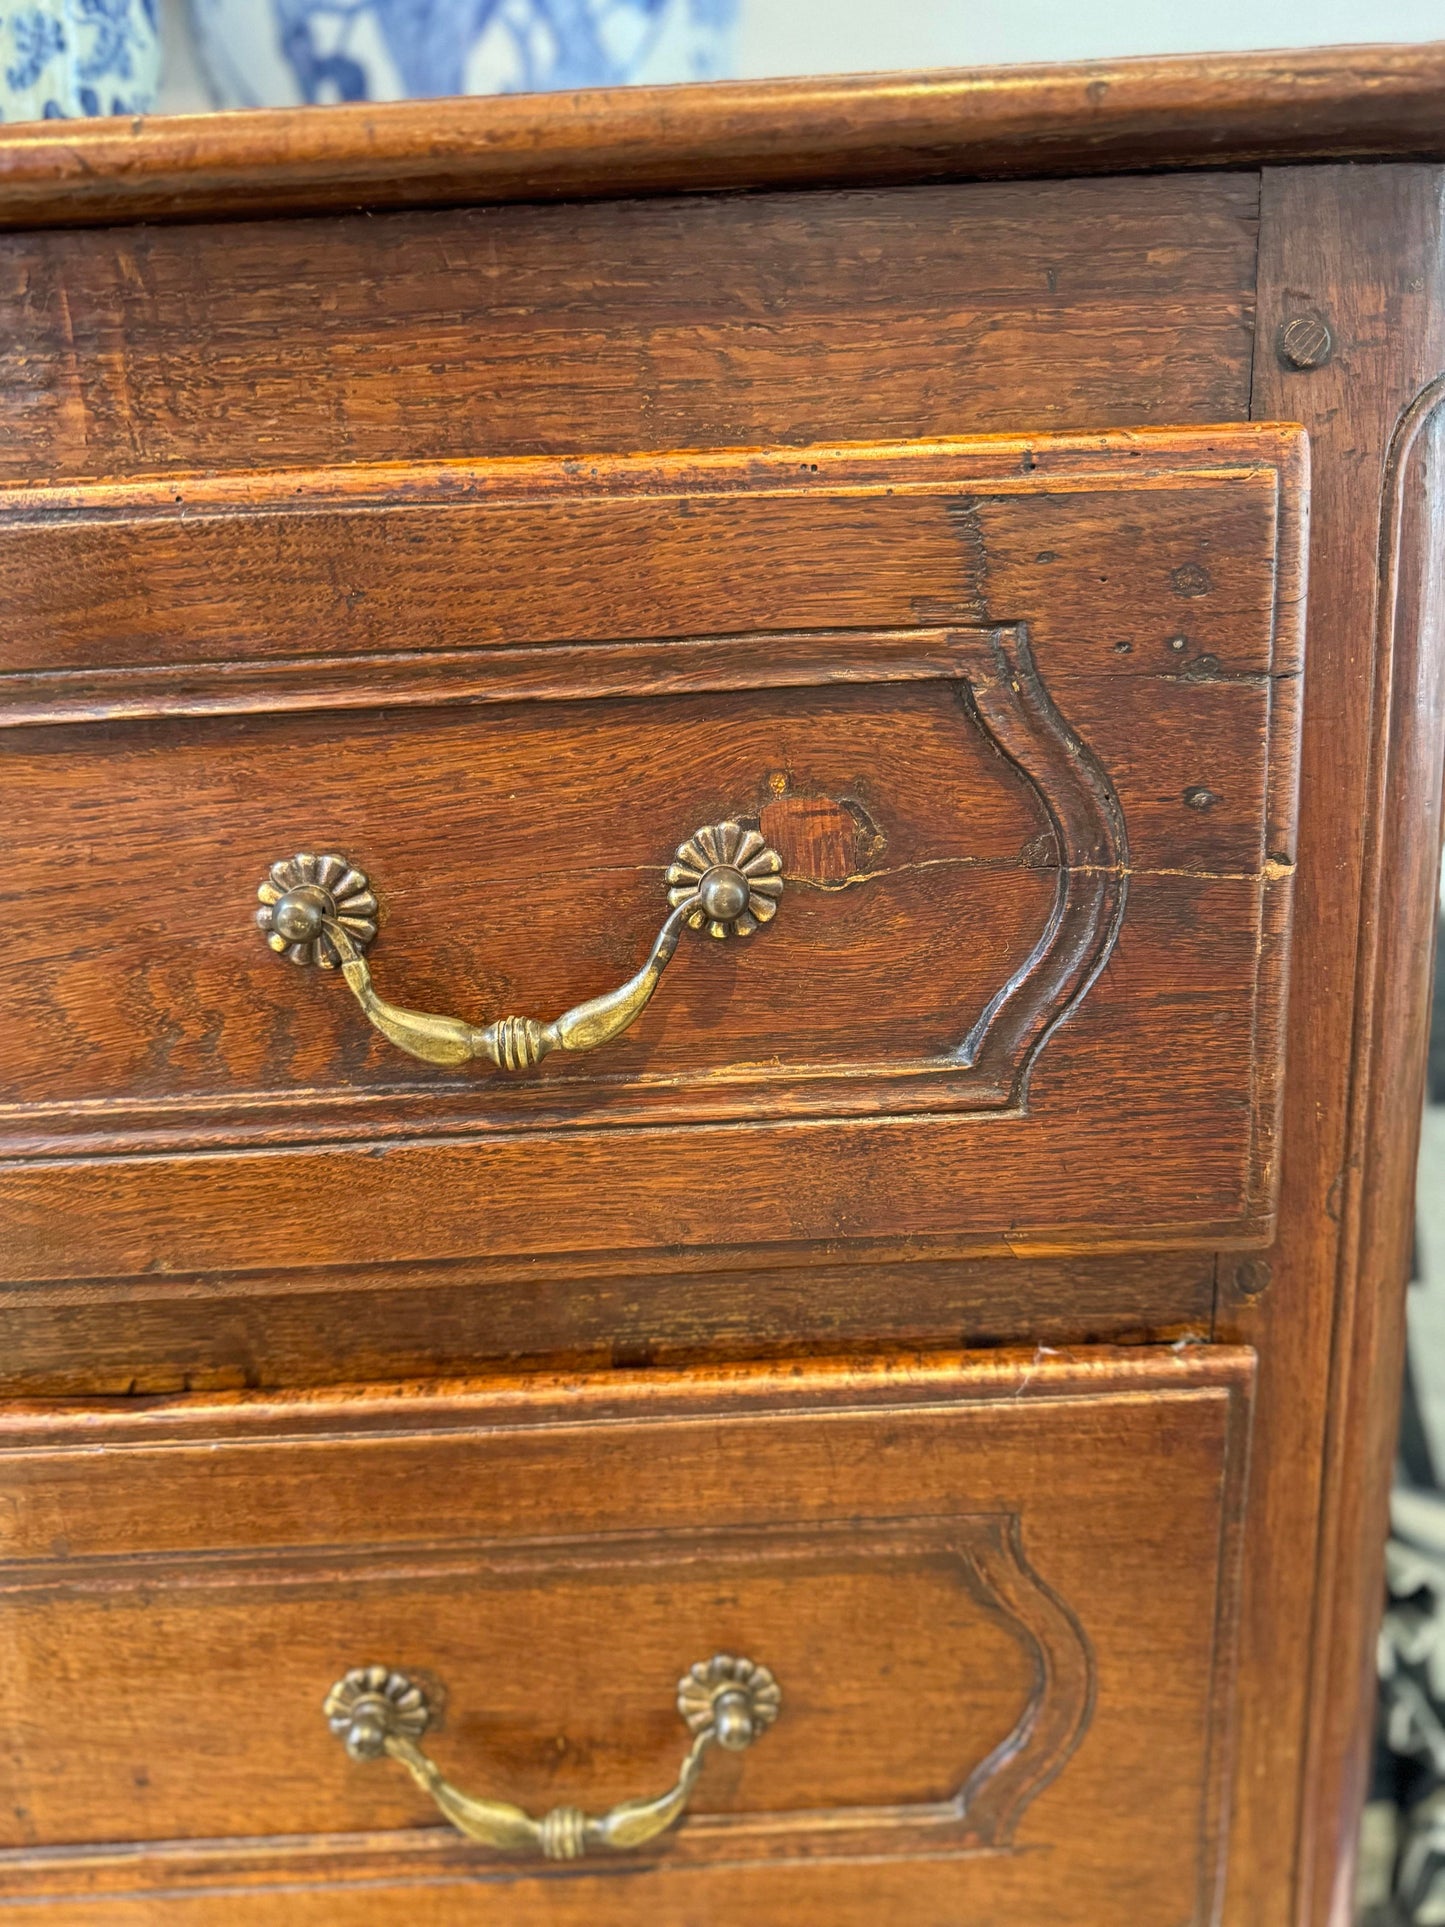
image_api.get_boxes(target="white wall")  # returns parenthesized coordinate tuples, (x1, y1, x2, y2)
(156, 0, 1445, 116)
(734, 0, 1445, 76)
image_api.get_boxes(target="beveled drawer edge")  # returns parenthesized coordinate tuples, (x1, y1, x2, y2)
(0, 1343, 1256, 1448)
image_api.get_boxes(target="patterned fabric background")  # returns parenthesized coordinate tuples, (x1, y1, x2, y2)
(1368, 904, 1445, 1924)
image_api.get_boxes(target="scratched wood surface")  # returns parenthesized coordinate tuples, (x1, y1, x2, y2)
(0, 1348, 1252, 1927)
(0, 176, 1258, 483)
(0, 1251, 1218, 1396)
(0, 445, 1286, 680)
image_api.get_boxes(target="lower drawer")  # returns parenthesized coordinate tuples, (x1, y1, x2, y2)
(0, 1347, 1251, 1924)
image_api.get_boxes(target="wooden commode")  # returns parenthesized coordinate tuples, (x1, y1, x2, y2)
(0, 42, 1442, 1925)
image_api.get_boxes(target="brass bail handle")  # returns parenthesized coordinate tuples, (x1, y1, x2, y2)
(255, 820, 784, 1071)
(324, 1655, 781, 1861)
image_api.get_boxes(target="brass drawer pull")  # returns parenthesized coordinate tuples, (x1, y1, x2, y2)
(324, 1654, 781, 1860)
(256, 819, 784, 1071)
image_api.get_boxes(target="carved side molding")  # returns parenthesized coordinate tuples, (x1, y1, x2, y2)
(946, 623, 1129, 1094)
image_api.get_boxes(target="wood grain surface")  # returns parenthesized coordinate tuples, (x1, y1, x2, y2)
(0, 176, 1258, 483)
(0, 45, 1436, 228)
(0, 1347, 1252, 1925)
(0, 430, 1305, 1278)
(1222, 165, 1445, 1927)
(0, 1249, 1217, 1395)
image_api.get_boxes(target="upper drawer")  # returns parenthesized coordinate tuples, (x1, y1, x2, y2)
(0, 425, 1305, 1279)
(0, 1346, 1251, 1925)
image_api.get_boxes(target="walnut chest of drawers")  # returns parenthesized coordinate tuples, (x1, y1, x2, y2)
(1, 42, 1443, 1927)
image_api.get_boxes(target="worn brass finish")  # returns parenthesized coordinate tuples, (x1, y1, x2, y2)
(256, 821, 783, 1072)
(323, 1655, 781, 1861)
(255, 853, 379, 969)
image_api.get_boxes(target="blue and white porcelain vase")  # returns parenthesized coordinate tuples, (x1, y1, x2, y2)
(0, 0, 160, 122)
(191, 0, 739, 109)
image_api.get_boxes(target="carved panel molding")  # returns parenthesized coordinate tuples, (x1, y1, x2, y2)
(0, 1513, 1095, 1882)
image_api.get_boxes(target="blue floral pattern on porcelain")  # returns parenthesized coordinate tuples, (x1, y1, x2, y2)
(0, 0, 160, 121)
(192, 0, 738, 108)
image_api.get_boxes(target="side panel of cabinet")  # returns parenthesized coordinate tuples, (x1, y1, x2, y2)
(1224, 164, 1445, 1927)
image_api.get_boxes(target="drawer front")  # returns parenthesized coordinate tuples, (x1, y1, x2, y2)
(0, 1347, 1251, 1922)
(0, 426, 1304, 1282)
